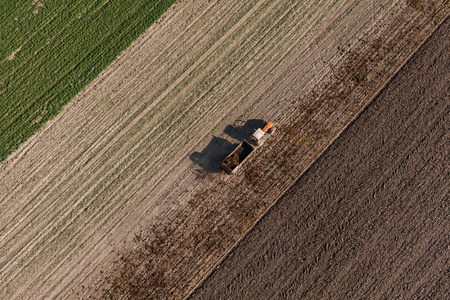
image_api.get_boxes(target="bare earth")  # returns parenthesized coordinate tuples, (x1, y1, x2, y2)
(0, 0, 448, 299)
(190, 15, 450, 300)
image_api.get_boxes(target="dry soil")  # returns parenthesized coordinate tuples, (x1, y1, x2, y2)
(190, 16, 449, 300)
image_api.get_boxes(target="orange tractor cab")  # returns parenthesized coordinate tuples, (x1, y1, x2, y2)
(250, 121, 275, 145)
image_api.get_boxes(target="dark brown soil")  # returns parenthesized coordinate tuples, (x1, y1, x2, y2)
(189, 16, 450, 300)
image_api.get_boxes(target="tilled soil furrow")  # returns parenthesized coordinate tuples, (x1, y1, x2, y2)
(7, 0, 352, 290)
(2, 0, 284, 280)
(1, 0, 448, 299)
(189, 12, 449, 299)
(0, 0, 294, 296)
(96, 4, 449, 300)
(0, 0, 258, 262)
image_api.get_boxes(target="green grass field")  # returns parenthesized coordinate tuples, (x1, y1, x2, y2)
(0, 0, 178, 161)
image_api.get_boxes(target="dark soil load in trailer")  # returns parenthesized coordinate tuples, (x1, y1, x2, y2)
(221, 140, 254, 174)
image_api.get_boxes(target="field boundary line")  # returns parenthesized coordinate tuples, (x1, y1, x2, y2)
(0, 0, 264, 275)
(184, 12, 450, 300)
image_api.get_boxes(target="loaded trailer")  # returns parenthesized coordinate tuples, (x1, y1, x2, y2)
(221, 140, 254, 174)
(221, 120, 275, 174)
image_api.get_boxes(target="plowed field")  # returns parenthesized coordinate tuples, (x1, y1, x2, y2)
(190, 15, 450, 300)
(0, 0, 448, 299)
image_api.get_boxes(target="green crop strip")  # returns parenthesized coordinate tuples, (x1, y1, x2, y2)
(0, 0, 178, 161)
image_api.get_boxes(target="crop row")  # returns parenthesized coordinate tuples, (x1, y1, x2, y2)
(0, 0, 178, 161)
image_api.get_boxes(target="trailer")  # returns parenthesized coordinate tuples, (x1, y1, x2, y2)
(221, 120, 275, 174)
(221, 140, 254, 174)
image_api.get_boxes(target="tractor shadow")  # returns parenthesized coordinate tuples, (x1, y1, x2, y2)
(189, 119, 265, 172)
(189, 136, 237, 172)
(223, 119, 266, 141)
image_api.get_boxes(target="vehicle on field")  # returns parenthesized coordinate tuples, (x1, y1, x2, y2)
(221, 121, 275, 174)
(250, 121, 274, 145)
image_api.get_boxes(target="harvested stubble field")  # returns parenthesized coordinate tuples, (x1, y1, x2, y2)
(190, 15, 450, 300)
(0, 0, 448, 299)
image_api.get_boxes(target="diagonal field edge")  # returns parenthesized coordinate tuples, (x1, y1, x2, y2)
(184, 12, 450, 300)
